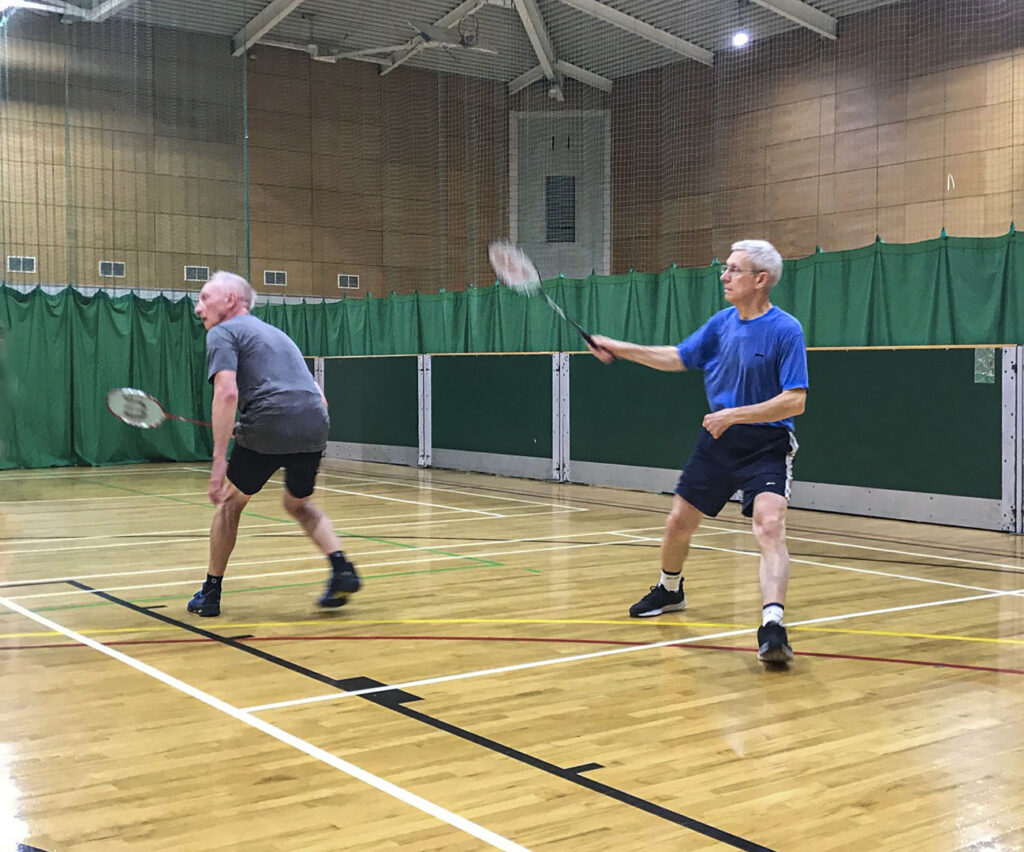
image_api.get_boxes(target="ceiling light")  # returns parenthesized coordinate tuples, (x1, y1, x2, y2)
(732, 30, 750, 48)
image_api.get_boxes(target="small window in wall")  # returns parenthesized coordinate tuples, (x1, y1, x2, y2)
(338, 273, 359, 290)
(545, 175, 576, 243)
(7, 255, 36, 273)
(264, 270, 287, 287)
(184, 265, 209, 282)
(99, 260, 126, 277)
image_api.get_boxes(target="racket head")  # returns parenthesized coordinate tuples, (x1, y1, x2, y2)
(488, 240, 541, 296)
(106, 387, 168, 429)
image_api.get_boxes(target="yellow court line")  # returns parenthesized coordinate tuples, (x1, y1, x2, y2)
(4, 618, 1024, 647)
(796, 625, 1024, 645)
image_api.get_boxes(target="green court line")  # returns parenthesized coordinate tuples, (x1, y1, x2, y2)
(0, 561, 497, 617)
(93, 479, 502, 567)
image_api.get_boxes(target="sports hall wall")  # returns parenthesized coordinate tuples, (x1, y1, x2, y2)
(0, 1, 1022, 300)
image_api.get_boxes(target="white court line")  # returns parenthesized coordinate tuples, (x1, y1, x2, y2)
(693, 521, 1024, 574)
(2, 541, 641, 601)
(1, 535, 210, 557)
(0, 491, 211, 505)
(617, 534, 1021, 596)
(620, 524, 1024, 576)
(0, 595, 529, 852)
(0, 506, 579, 558)
(3, 506, 487, 549)
(317, 470, 589, 511)
(0, 524, 671, 587)
(315, 485, 506, 518)
(13, 528, 1023, 603)
(242, 589, 1011, 713)
(0, 466, 200, 481)
(185, 465, 513, 518)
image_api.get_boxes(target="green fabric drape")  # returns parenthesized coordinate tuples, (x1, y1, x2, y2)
(0, 288, 212, 469)
(2, 232, 1023, 468)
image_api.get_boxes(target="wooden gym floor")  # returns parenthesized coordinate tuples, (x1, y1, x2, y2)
(2, 460, 1023, 851)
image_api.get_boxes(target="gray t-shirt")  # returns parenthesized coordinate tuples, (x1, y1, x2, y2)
(205, 313, 328, 454)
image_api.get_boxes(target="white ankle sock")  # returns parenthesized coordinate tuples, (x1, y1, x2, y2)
(762, 603, 784, 626)
(660, 571, 682, 592)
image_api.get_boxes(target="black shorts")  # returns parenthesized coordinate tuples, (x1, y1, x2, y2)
(226, 444, 324, 498)
(674, 424, 798, 518)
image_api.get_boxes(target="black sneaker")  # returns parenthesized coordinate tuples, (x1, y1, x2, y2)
(187, 587, 221, 617)
(628, 583, 686, 618)
(757, 621, 794, 662)
(318, 560, 361, 608)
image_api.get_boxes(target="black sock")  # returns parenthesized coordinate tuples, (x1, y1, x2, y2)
(328, 551, 349, 571)
(203, 574, 222, 593)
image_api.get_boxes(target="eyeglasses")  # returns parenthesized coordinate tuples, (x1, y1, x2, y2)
(719, 264, 760, 276)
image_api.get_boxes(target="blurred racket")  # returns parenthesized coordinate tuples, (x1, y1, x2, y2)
(106, 387, 210, 429)
(488, 240, 606, 352)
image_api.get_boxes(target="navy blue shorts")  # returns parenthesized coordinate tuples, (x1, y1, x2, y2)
(227, 444, 323, 498)
(674, 424, 798, 518)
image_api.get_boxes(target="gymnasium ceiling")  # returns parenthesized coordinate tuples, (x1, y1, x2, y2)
(37, 0, 906, 95)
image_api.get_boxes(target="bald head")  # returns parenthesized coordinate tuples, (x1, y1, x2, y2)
(195, 271, 255, 330)
(207, 271, 255, 309)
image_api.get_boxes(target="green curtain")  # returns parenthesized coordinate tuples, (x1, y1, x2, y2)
(2, 231, 1023, 468)
(0, 288, 212, 469)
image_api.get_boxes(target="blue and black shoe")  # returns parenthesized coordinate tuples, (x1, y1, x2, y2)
(756, 621, 794, 663)
(317, 560, 361, 608)
(187, 586, 221, 617)
(628, 583, 686, 618)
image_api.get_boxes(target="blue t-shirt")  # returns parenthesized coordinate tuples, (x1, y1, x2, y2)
(676, 305, 808, 431)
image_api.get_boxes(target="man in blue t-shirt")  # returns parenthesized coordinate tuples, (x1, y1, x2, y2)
(588, 240, 808, 663)
(187, 271, 361, 617)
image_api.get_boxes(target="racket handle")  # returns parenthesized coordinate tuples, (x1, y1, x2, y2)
(573, 326, 616, 361)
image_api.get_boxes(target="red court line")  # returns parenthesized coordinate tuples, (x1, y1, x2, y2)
(2, 634, 1023, 675)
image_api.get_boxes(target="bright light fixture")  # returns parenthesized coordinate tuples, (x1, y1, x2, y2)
(732, 30, 750, 48)
(0, 0, 62, 11)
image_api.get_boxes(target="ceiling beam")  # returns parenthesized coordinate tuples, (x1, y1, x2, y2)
(380, 0, 485, 77)
(750, 0, 837, 39)
(232, 0, 309, 57)
(512, 0, 563, 100)
(555, 0, 712, 66)
(508, 64, 545, 95)
(555, 59, 611, 92)
(83, 0, 139, 22)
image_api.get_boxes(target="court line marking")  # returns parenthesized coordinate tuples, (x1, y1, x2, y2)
(4, 505, 586, 552)
(186, 466, 583, 513)
(0, 596, 529, 852)
(316, 469, 589, 511)
(0, 491, 212, 505)
(698, 522, 1024, 574)
(7, 619, 1024, 647)
(186, 465, 562, 516)
(615, 532, 1024, 587)
(0, 523, 660, 585)
(3, 553, 502, 600)
(8, 524, 1024, 600)
(1, 508, 482, 548)
(241, 590, 1010, 713)
(314, 484, 506, 517)
(0, 466, 200, 481)
(1, 530, 723, 600)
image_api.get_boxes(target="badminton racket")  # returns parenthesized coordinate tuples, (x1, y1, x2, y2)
(488, 240, 607, 353)
(106, 387, 210, 429)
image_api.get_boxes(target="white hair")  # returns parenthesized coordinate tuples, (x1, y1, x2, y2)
(207, 270, 256, 309)
(731, 240, 783, 287)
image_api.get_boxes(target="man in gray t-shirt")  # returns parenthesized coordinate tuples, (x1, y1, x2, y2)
(187, 271, 360, 617)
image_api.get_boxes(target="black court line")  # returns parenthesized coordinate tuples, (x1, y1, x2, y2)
(64, 579, 776, 852)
